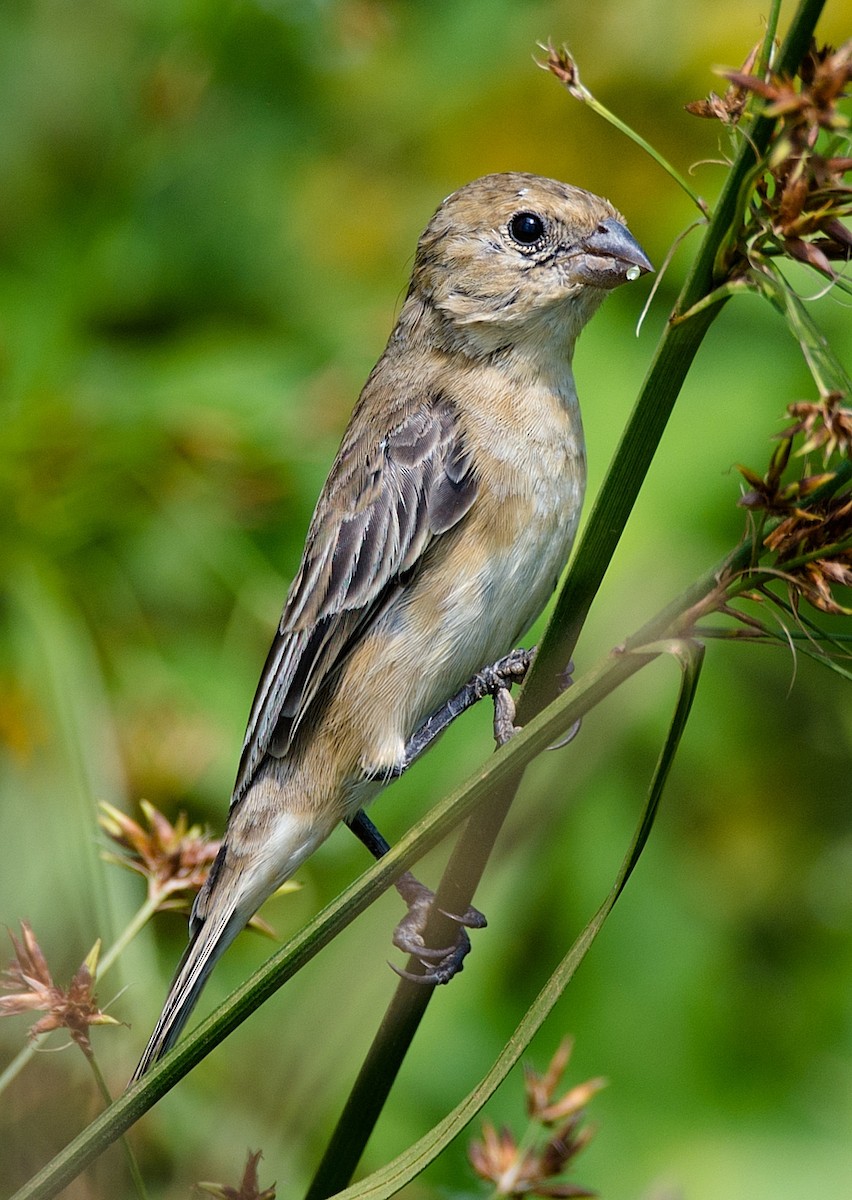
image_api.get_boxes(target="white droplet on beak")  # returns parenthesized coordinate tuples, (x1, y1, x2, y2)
(626, 265, 641, 281)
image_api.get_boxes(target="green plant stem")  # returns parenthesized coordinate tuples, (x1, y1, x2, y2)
(759, 0, 783, 73)
(84, 1052, 150, 1200)
(98, 894, 162, 978)
(571, 84, 707, 215)
(302, 3, 828, 1194)
(530, 0, 825, 700)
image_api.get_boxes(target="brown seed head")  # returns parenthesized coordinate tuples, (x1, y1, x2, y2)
(99, 800, 221, 910)
(196, 1149, 276, 1200)
(0, 922, 120, 1055)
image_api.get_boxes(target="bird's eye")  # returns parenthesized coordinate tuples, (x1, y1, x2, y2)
(508, 211, 546, 246)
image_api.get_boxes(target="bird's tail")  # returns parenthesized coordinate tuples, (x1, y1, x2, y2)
(129, 897, 243, 1083)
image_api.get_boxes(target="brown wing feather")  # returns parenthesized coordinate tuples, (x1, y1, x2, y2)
(231, 393, 477, 804)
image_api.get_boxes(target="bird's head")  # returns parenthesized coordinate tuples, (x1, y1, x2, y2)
(409, 172, 651, 355)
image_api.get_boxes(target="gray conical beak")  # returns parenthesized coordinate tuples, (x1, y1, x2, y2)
(575, 218, 653, 288)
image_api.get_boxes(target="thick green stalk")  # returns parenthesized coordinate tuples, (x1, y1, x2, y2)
(302, 3, 828, 1196)
(527, 0, 824, 702)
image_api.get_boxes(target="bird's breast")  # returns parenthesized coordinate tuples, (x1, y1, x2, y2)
(303, 358, 587, 799)
(349, 376, 585, 772)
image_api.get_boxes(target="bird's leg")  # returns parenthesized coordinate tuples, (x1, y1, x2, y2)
(349, 647, 532, 984)
(379, 645, 534, 783)
(346, 808, 486, 985)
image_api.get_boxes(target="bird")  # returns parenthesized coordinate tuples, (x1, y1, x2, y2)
(131, 172, 651, 1080)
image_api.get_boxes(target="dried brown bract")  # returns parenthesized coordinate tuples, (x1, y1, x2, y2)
(197, 1149, 276, 1200)
(688, 38, 852, 279)
(765, 491, 852, 615)
(0, 922, 119, 1055)
(100, 801, 293, 936)
(738, 437, 834, 517)
(469, 1121, 596, 1199)
(726, 40, 851, 142)
(524, 1037, 607, 1125)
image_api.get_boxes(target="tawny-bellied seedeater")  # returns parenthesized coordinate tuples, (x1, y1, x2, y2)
(132, 172, 650, 1079)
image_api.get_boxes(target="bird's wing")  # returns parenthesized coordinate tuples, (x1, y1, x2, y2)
(231, 392, 477, 803)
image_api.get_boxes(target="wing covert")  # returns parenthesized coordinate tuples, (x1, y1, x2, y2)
(232, 393, 477, 803)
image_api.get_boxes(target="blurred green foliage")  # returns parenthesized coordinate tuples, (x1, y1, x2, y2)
(0, 1, 850, 1198)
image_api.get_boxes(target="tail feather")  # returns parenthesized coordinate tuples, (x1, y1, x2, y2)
(129, 904, 243, 1083)
(130, 809, 327, 1084)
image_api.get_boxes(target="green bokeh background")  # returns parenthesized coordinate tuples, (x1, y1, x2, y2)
(1, 1, 850, 1197)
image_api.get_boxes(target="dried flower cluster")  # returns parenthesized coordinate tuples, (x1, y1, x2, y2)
(537, 43, 581, 95)
(738, 430, 834, 515)
(0, 922, 119, 1056)
(738, 398, 852, 615)
(99, 799, 221, 913)
(197, 1149, 276, 1200)
(784, 392, 852, 463)
(765, 494, 852, 615)
(468, 1039, 605, 1199)
(689, 39, 852, 279)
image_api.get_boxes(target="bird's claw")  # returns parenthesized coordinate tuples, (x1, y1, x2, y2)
(438, 904, 487, 930)
(389, 924, 474, 984)
(557, 659, 576, 693)
(388, 933, 471, 985)
(549, 658, 583, 750)
(392, 872, 486, 985)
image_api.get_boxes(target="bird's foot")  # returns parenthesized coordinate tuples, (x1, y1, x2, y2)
(391, 871, 487, 984)
(471, 646, 533, 747)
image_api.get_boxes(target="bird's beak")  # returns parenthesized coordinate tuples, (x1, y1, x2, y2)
(574, 219, 653, 289)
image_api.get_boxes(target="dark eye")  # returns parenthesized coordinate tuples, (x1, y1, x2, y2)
(508, 211, 546, 245)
